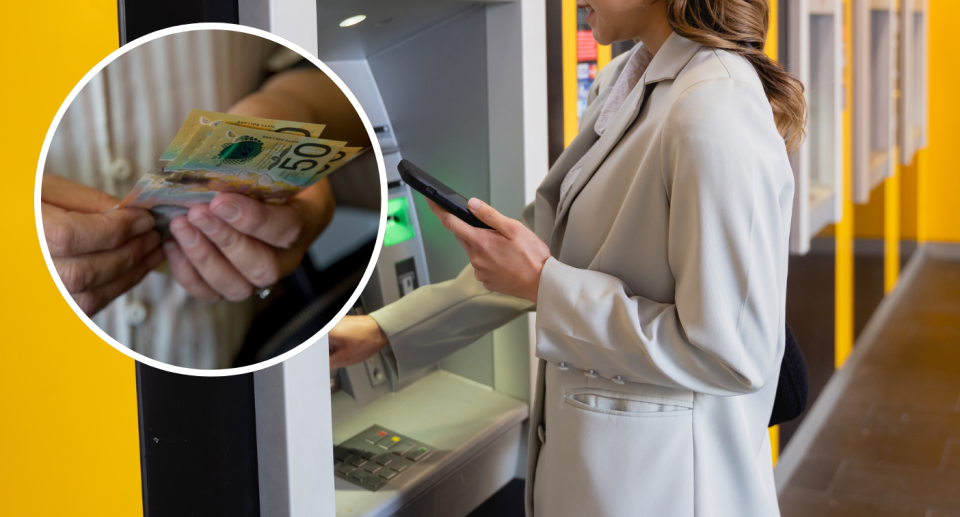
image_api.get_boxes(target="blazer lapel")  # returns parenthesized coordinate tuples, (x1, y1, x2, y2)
(547, 33, 704, 255)
(533, 59, 626, 242)
(534, 96, 603, 238)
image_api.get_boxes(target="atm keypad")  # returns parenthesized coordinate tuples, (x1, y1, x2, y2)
(334, 424, 435, 492)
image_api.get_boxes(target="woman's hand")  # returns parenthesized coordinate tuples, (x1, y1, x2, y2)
(427, 198, 550, 303)
(41, 174, 164, 315)
(163, 179, 335, 303)
(328, 315, 390, 370)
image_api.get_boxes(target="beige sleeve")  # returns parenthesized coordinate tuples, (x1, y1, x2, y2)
(370, 201, 537, 380)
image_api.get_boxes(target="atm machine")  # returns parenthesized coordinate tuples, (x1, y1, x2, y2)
(245, 1, 548, 516)
(782, 0, 844, 255)
(899, 0, 929, 165)
(853, 0, 897, 205)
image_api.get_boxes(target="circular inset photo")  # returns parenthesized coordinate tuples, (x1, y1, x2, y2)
(35, 24, 386, 374)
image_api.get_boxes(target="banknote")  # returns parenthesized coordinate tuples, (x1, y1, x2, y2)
(120, 124, 355, 235)
(159, 109, 326, 161)
(119, 109, 369, 238)
(320, 146, 364, 176)
(167, 123, 347, 185)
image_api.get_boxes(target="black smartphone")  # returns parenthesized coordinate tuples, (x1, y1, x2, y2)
(397, 159, 492, 230)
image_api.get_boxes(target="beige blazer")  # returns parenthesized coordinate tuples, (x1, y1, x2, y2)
(371, 33, 794, 517)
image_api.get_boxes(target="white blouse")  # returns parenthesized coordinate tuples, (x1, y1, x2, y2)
(558, 44, 653, 208)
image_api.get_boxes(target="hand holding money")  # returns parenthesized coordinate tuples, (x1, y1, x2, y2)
(42, 175, 165, 315)
(119, 109, 363, 236)
(117, 108, 355, 302)
(108, 108, 360, 301)
(162, 181, 335, 303)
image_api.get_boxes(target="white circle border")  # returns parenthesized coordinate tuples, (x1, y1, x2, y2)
(34, 23, 388, 377)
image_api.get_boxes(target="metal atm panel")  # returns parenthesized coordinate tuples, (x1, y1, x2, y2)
(245, 1, 547, 515)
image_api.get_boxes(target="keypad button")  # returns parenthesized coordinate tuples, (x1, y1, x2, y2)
(352, 470, 372, 481)
(363, 429, 389, 445)
(375, 456, 394, 467)
(361, 451, 378, 459)
(394, 440, 417, 455)
(333, 447, 352, 461)
(366, 475, 389, 488)
(364, 464, 382, 474)
(379, 470, 397, 480)
(336, 465, 356, 476)
(391, 462, 409, 473)
(406, 447, 430, 461)
(349, 457, 368, 467)
(376, 436, 400, 450)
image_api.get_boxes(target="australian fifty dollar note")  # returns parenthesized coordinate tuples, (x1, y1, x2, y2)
(159, 109, 327, 161)
(119, 119, 351, 235)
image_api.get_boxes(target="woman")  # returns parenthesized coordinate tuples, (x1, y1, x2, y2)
(330, 0, 802, 515)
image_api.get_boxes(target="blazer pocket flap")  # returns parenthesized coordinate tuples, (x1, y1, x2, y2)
(565, 387, 693, 415)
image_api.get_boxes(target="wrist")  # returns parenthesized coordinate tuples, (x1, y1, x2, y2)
(366, 315, 390, 350)
(528, 255, 549, 304)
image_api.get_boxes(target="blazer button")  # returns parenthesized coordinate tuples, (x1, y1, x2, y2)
(584, 369, 598, 379)
(612, 375, 626, 385)
(557, 362, 569, 371)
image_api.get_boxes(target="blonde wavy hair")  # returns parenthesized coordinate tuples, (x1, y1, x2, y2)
(666, 0, 806, 152)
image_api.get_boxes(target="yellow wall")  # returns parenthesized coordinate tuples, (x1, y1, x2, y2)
(901, 160, 919, 239)
(852, 158, 920, 241)
(0, 2, 143, 515)
(920, 0, 960, 242)
(854, 0, 959, 243)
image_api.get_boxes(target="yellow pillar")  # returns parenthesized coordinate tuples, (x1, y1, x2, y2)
(836, 0, 856, 369)
(885, 153, 902, 292)
(767, 0, 779, 59)
(597, 43, 612, 70)
(916, 148, 929, 243)
(766, 0, 780, 464)
(563, 0, 579, 147)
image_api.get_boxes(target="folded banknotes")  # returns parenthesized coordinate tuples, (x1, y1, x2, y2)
(119, 109, 365, 235)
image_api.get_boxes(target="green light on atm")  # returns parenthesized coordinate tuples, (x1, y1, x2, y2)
(385, 197, 416, 247)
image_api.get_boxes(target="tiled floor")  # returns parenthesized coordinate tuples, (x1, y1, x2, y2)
(779, 249, 960, 516)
